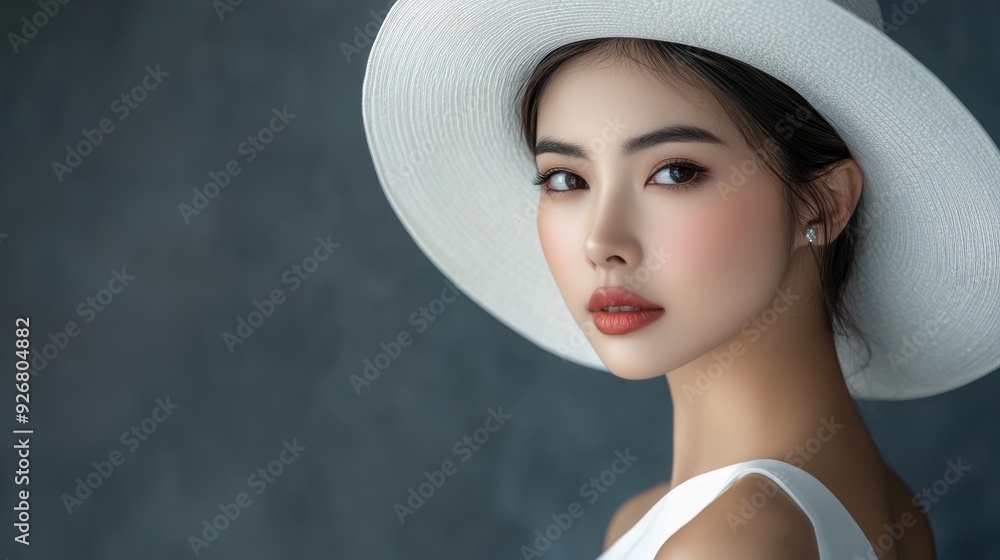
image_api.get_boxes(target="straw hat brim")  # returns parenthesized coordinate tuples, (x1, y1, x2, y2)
(362, 0, 1000, 399)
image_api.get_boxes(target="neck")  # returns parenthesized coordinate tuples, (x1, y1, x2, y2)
(664, 285, 883, 486)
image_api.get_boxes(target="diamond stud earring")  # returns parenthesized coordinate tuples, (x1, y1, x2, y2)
(805, 227, 817, 244)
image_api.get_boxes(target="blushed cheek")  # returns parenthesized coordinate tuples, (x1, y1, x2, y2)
(657, 201, 773, 336)
(537, 214, 559, 270)
(669, 186, 787, 330)
(538, 213, 578, 291)
(665, 202, 760, 277)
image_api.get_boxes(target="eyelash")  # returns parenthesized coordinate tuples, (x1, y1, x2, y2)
(532, 158, 709, 197)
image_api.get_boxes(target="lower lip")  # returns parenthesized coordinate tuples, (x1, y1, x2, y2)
(591, 308, 665, 335)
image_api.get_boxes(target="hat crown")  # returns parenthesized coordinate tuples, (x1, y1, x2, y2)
(831, 0, 884, 31)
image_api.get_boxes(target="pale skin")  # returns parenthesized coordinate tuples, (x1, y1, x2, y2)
(532, 47, 935, 559)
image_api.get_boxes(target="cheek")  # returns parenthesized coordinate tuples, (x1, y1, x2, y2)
(537, 208, 582, 289)
(661, 187, 786, 307)
(665, 202, 762, 272)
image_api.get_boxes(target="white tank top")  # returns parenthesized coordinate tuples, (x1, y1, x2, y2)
(596, 458, 877, 559)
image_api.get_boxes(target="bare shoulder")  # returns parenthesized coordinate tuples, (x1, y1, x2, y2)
(654, 473, 819, 560)
(603, 480, 672, 550)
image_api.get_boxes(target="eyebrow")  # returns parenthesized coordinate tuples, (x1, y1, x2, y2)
(534, 124, 726, 158)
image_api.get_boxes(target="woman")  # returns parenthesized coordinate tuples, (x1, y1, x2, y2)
(523, 37, 931, 560)
(362, 1, 1000, 558)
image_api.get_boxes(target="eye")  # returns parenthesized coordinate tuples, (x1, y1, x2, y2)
(532, 159, 708, 196)
(649, 160, 708, 189)
(532, 169, 587, 196)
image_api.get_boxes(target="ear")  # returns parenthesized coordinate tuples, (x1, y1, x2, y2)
(795, 158, 864, 249)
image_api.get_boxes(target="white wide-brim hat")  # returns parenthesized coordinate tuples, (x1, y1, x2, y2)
(361, 0, 1000, 400)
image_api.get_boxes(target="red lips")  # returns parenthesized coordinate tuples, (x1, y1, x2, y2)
(588, 287, 665, 335)
(588, 287, 663, 312)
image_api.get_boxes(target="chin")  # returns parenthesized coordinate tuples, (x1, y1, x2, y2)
(588, 322, 724, 381)
(592, 343, 679, 381)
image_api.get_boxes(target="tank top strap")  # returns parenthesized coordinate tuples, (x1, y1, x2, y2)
(596, 459, 879, 560)
(717, 459, 877, 560)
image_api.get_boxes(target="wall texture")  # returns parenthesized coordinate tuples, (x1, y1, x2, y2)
(1, 0, 998, 558)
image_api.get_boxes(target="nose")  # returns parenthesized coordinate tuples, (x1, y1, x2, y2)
(583, 182, 644, 272)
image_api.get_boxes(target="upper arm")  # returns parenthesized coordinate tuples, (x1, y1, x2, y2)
(654, 474, 820, 560)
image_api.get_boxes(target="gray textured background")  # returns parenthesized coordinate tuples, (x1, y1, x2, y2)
(1, 0, 998, 558)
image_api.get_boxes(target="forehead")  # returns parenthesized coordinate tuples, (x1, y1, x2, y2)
(535, 50, 741, 150)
